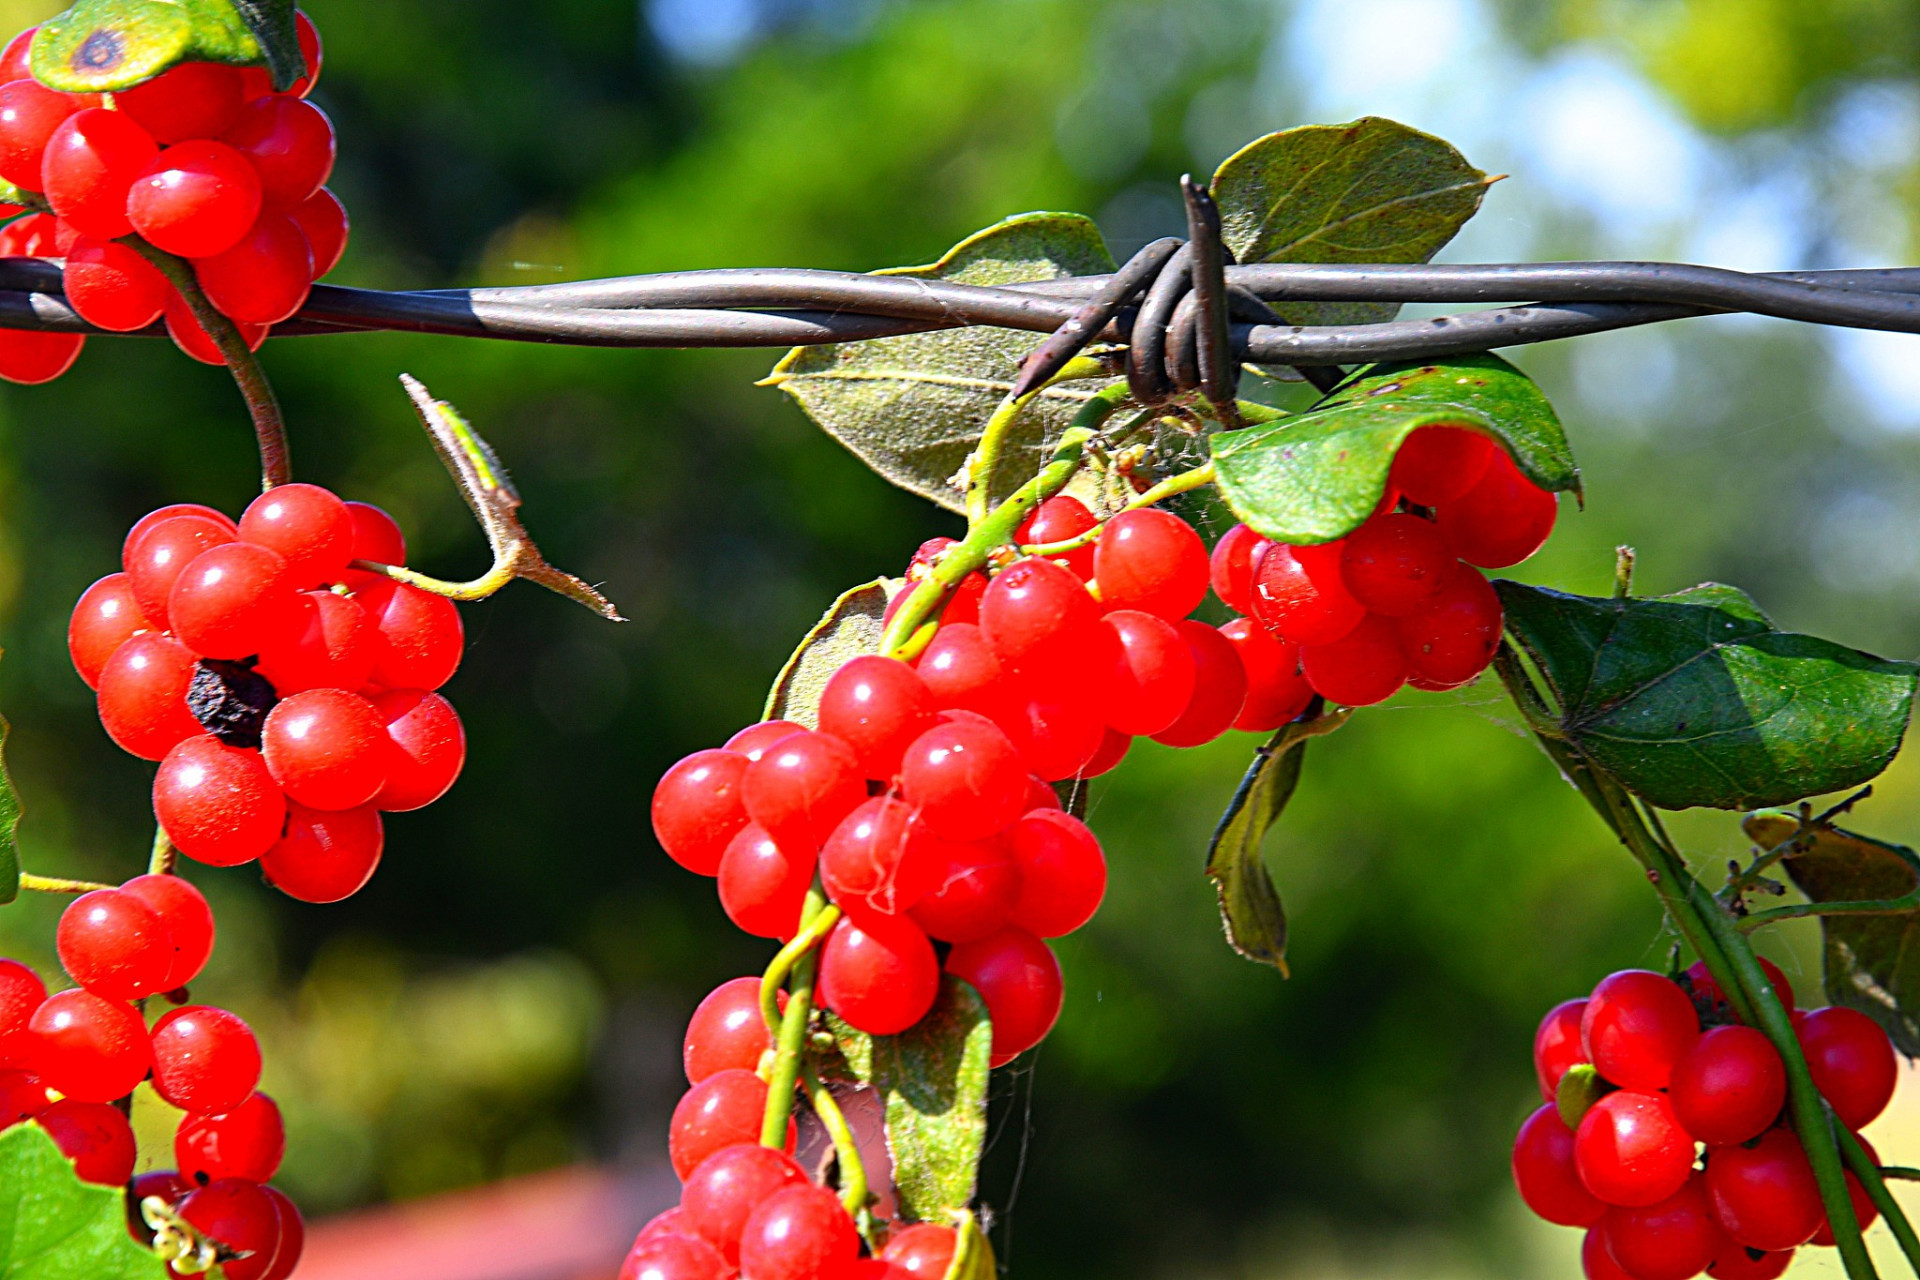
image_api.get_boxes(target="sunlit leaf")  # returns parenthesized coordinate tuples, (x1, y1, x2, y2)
(763, 579, 902, 726)
(0, 1123, 168, 1279)
(30, 0, 301, 93)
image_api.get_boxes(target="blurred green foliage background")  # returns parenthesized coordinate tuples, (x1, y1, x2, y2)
(3, 0, 1920, 1276)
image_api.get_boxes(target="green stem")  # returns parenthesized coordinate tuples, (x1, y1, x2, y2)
(1840, 1126, 1920, 1274)
(148, 827, 176, 878)
(1879, 1168, 1920, 1182)
(760, 888, 835, 1149)
(963, 356, 1110, 528)
(1738, 893, 1920, 930)
(1020, 460, 1217, 557)
(18, 872, 115, 895)
(352, 556, 519, 602)
(1721, 788, 1871, 901)
(802, 1060, 872, 1232)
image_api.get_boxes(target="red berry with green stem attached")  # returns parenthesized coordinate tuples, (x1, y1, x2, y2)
(150, 1005, 261, 1115)
(1152, 619, 1248, 747)
(369, 690, 464, 811)
(68, 574, 155, 689)
(41, 108, 158, 239)
(176, 1091, 286, 1184)
(724, 721, 803, 763)
(622, 1231, 731, 1280)
(196, 212, 314, 325)
(882, 1224, 958, 1278)
(742, 730, 865, 854)
(1795, 1005, 1896, 1129)
(1434, 450, 1559, 569)
(1015, 495, 1097, 580)
(817, 656, 934, 781)
(945, 926, 1062, 1066)
(37, 1097, 136, 1185)
(820, 796, 930, 917)
(682, 1144, 809, 1266)
(1572, 1090, 1695, 1207)
(1301, 612, 1407, 707)
(1209, 523, 1271, 615)
(259, 801, 383, 902)
(1340, 512, 1454, 616)
(1668, 1025, 1786, 1147)
(1394, 562, 1503, 690)
(653, 749, 750, 876)
(1093, 508, 1209, 620)
(683, 978, 777, 1084)
(256, 590, 380, 694)
(224, 96, 335, 209)
(355, 578, 463, 690)
(1220, 618, 1313, 733)
(1513, 1104, 1605, 1226)
(124, 512, 235, 622)
(1252, 541, 1364, 645)
(0, 80, 73, 189)
(1601, 1174, 1721, 1280)
(1007, 809, 1104, 938)
(909, 832, 1019, 943)
(177, 1178, 281, 1280)
(96, 632, 204, 761)
(169, 542, 302, 659)
(154, 735, 287, 867)
(899, 716, 1026, 841)
(128, 140, 263, 258)
(291, 187, 348, 277)
(913, 624, 1011, 722)
(1707, 1241, 1792, 1280)
(1389, 426, 1498, 506)
(719, 823, 816, 940)
(29, 988, 151, 1102)
(0, 959, 46, 1068)
(56, 888, 173, 1001)
(998, 686, 1105, 782)
(980, 557, 1105, 680)
(1100, 609, 1194, 736)
(1703, 1127, 1823, 1251)
(817, 911, 940, 1036)
(261, 688, 389, 810)
(0, 329, 83, 384)
(739, 1183, 860, 1280)
(1535, 998, 1590, 1102)
(239, 483, 356, 587)
(115, 61, 245, 144)
(669, 1068, 788, 1180)
(63, 237, 171, 331)
(1583, 970, 1700, 1092)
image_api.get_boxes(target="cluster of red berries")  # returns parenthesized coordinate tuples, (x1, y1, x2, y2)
(1212, 425, 1556, 706)
(0, 11, 344, 383)
(70, 483, 466, 902)
(618, 978, 965, 1280)
(1514, 964, 1901, 1280)
(0, 876, 301, 1279)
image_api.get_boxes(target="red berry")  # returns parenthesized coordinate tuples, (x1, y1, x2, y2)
(29, 988, 151, 1102)
(169, 541, 302, 659)
(1583, 1226, 1639, 1280)
(1100, 609, 1194, 737)
(68, 573, 155, 688)
(128, 140, 264, 258)
(1209, 523, 1271, 616)
(115, 61, 246, 144)
(1513, 1104, 1606, 1226)
(1669, 1026, 1786, 1147)
(0, 28, 33, 84)
(163, 290, 269, 365)
(124, 512, 235, 622)
(0, 329, 82, 383)
(1340, 512, 1454, 616)
(653, 749, 750, 876)
(681, 1144, 808, 1265)
(0, 1068, 48, 1124)
(1809, 1132, 1879, 1246)
(683, 977, 775, 1084)
(1434, 450, 1559, 569)
(742, 730, 865, 854)
(239, 483, 355, 586)
(0, 210, 57, 256)
(150, 1004, 261, 1115)
(669, 1068, 777, 1180)
(1251, 542, 1364, 645)
(899, 717, 1026, 841)
(154, 736, 286, 867)
(343, 500, 403, 565)
(240, 11, 323, 100)
(820, 796, 930, 917)
(1683, 959, 1796, 1019)
(1601, 1174, 1721, 1280)
(818, 656, 934, 781)
(1080, 726, 1131, 778)
(1796, 1006, 1897, 1130)
(260, 688, 388, 810)
(62, 237, 170, 331)
(255, 590, 380, 694)
(119, 873, 215, 993)
(817, 912, 940, 1036)
(945, 927, 1062, 1067)
(622, 1231, 731, 1280)
(37, 1097, 136, 1184)
(176, 1090, 285, 1183)
(1093, 508, 1208, 620)
(258, 1185, 305, 1280)
(1220, 619, 1313, 733)
(882, 1224, 957, 1277)
(739, 1183, 859, 1280)
(1535, 998, 1591, 1102)
(1151, 619, 1249, 747)
(980, 557, 1104, 681)
(369, 690, 465, 812)
(909, 832, 1019, 944)
(1017, 495, 1098, 579)
(1583, 970, 1701, 1092)
(56, 888, 172, 1001)
(0, 959, 47, 1069)
(259, 801, 383, 902)
(95, 631, 203, 760)
(196, 212, 313, 325)
(0, 80, 73, 189)
(1572, 1090, 1695, 1207)
(41, 108, 157, 239)
(1394, 563, 1502, 690)
(128, 503, 238, 546)
(724, 721, 804, 763)
(290, 187, 348, 277)
(1006, 809, 1104, 938)
(1301, 612, 1407, 707)
(1389, 426, 1498, 505)
(719, 823, 817, 940)
(998, 687, 1105, 782)
(1704, 1127, 1823, 1251)
(177, 1178, 280, 1280)
(1707, 1241, 1792, 1280)
(354, 578, 464, 690)
(224, 96, 334, 210)
(913, 623, 1010, 720)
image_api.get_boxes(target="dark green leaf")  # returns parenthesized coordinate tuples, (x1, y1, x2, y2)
(29, 0, 301, 93)
(0, 1123, 168, 1279)
(0, 714, 21, 907)
(941, 1210, 996, 1280)
(1211, 355, 1577, 544)
(763, 579, 902, 726)
(1500, 582, 1917, 810)
(763, 214, 1123, 514)
(829, 977, 993, 1222)
(1204, 710, 1349, 975)
(1748, 811, 1920, 1056)
(1210, 118, 1496, 326)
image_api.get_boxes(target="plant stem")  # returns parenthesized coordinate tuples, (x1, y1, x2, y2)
(964, 355, 1112, 528)
(148, 827, 176, 877)
(760, 887, 835, 1149)
(1721, 788, 1872, 901)
(802, 1060, 872, 1230)
(1019, 460, 1217, 557)
(758, 899, 842, 1036)
(1737, 892, 1920, 930)
(1840, 1124, 1920, 1274)
(18, 872, 115, 895)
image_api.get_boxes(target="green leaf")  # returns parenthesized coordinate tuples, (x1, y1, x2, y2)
(1210, 117, 1496, 327)
(941, 1210, 996, 1280)
(1204, 710, 1348, 975)
(828, 977, 993, 1223)
(1210, 355, 1577, 544)
(763, 579, 903, 726)
(763, 214, 1123, 515)
(0, 1123, 168, 1279)
(1747, 811, 1920, 1056)
(1500, 582, 1918, 810)
(29, 0, 303, 93)
(0, 713, 22, 907)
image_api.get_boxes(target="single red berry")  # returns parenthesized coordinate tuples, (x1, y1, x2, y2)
(29, 988, 152, 1102)
(0, 210, 58, 257)
(669, 1068, 781, 1180)
(255, 590, 380, 694)
(1394, 562, 1503, 690)
(119, 873, 215, 993)
(820, 796, 931, 917)
(260, 687, 389, 810)
(95, 632, 204, 760)
(683, 978, 776, 1084)
(682, 1144, 808, 1266)
(169, 541, 302, 659)
(238, 483, 355, 586)
(0, 329, 82, 384)
(1669, 1025, 1786, 1147)
(1513, 1104, 1606, 1226)
(1809, 1132, 1879, 1246)
(718, 823, 817, 940)
(1583, 970, 1701, 1092)
(1099, 609, 1194, 737)
(998, 687, 1105, 782)
(150, 1004, 261, 1115)
(1389, 426, 1497, 505)
(621, 1231, 731, 1280)
(1535, 998, 1591, 1102)
(163, 289, 270, 366)
(176, 1091, 285, 1185)
(239, 10, 323, 100)
(738, 1183, 860, 1280)
(1080, 726, 1131, 778)
(154, 735, 286, 867)
(980, 557, 1105, 682)
(224, 96, 334, 210)
(1707, 1241, 1792, 1280)
(259, 801, 383, 902)
(68, 573, 155, 689)
(0, 28, 33, 84)
(343, 499, 403, 565)
(1152, 619, 1249, 747)
(1016, 495, 1098, 579)
(882, 1224, 958, 1278)
(914, 624, 1012, 722)
(1340, 512, 1454, 616)
(37, 1097, 136, 1184)
(257, 1184, 305, 1280)
(1601, 1173, 1721, 1280)
(128, 140, 263, 258)
(1683, 959, 1796, 1019)
(369, 689, 464, 812)
(0, 959, 47, 1069)
(41, 108, 157, 239)
(817, 912, 940, 1036)
(1704, 1127, 1823, 1251)
(1572, 1090, 1695, 1207)
(818, 656, 935, 781)
(724, 721, 804, 763)
(1006, 809, 1104, 938)
(62, 237, 170, 331)
(124, 512, 235, 622)
(1220, 618, 1313, 732)
(1300, 612, 1407, 707)
(741, 730, 865, 855)
(652, 749, 750, 876)
(290, 186, 347, 277)
(1209, 523, 1271, 616)
(946, 927, 1062, 1067)
(1093, 508, 1209, 620)
(1434, 450, 1559, 569)
(56, 888, 172, 1002)
(899, 717, 1026, 841)
(909, 832, 1020, 944)
(196, 211, 313, 324)
(115, 61, 246, 144)
(354, 578, 464, 690)
(0, 80, 73, 189)
(0, 1067, 48, 1124)
(177, 1178, 281, 1280)
(128, 503, 238, 546)
(1582, 1226, 1638, 1280)
(1796, 1006, 1897, 1130)
(1251, 541, 1364, 645)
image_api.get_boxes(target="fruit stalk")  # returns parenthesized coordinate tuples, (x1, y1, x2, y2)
(964, 354, 1110, 528)
(759, 887, 836, 1149)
